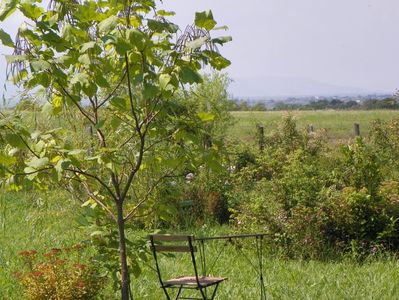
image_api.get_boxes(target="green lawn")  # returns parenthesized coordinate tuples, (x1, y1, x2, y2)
(135, 250, 399, 299)
(229, 110, 399, 143)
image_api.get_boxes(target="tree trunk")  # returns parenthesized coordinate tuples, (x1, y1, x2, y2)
(117, 201, 130, 300)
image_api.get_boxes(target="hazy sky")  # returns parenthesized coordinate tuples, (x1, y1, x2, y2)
(1, 0, 399, 98)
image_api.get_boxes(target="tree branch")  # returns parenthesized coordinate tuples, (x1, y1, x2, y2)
(81, 180, 117, 222)
(124, 53, 141, 133)
(124, 167, 177, 221)
(98, 70, 127, 109)
(65, 168, 118, 202)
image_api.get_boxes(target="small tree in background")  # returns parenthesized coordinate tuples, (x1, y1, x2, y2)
(0, 0, 231, 298)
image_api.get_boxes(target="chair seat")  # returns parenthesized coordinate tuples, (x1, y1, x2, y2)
(164, 276, 226, 288)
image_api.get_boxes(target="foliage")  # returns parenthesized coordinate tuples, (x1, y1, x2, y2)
(339, 138, 382, 197)
(16, 246, 105, 300)
(183, 72, 234, 142)
(369, 118, 399, 172)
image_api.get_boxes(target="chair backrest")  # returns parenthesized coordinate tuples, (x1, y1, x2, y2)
(149, 234, 201, 287)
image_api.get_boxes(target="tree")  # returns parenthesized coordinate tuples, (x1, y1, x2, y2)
(184, 73, 234, 143)
(0, 0, 231, 298)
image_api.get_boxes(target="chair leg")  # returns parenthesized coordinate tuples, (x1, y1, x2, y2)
(210, 283, 220, 300)
(199, 286, 207, 300)
(162, 287, 171, 300)
(175, 286, 183, 300)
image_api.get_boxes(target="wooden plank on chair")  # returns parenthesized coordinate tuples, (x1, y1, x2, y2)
(152, 245, 197, 252)
(149, 234, 193, 241)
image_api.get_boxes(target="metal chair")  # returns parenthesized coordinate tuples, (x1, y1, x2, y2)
(149, 234, 226, 300)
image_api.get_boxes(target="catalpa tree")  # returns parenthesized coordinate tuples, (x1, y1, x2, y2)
(0, 0, 231, 298)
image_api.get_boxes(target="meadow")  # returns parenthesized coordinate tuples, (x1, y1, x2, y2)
(1, 110, 399, 299)
(229, 110, 399, 143)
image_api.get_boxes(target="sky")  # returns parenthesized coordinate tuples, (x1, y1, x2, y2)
(1, 0, 399, 98)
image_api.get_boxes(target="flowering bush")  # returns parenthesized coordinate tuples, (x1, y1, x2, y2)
(16, 245, 105, 300)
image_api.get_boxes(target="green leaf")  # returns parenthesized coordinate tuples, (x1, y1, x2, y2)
(98, 15, 119, 33)
(148, 19, 178, 33)
(71, 72, 90, 87)
(195, 10, 217, 31)
(55, 158, 71, 176)
(0, 0, 16, 21)
(19, 3, 43, 20)
(197, 112, 215, 122)
(203, 51, 231, 70)
(211, 36, 232, 45)
(31, 60, 51, 72)
(126, 29, 146, 51)
(110, 117, 122, 130)
(157, 10, 175, 17)
(0, 153, 16, 165)
(179, 66, 202, 84)
(25, 72, 50, 89)
(12, 69, 28, 84)
(80, 41, 96, 53)
(0, 29, 13, 47)
(78, 54, 91, 65)
(5, 134, 26, 149)
(159, 74, 171, 90)
(95, 73, 110, 88)
(143, 84, 159, 99)
(27, 157, 49, 169)
(110, 97, 129, 111)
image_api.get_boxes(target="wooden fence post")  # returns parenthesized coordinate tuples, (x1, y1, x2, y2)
(307, 124, 314, 133)
(354, 123, 360, 136)
(257, 125, 265, 151)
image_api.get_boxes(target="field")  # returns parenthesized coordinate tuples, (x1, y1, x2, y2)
(229, 110, 399, 143)
(1, 110, 399, 299)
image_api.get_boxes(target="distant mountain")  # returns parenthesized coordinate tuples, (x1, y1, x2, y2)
(229, 76, 384, 98)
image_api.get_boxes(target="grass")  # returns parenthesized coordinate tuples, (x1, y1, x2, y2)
(229, 110, 399, 143)
(1, 189, 398, 299)
(133, 240, 399, 299)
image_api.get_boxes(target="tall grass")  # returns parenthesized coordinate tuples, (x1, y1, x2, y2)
(134, 237, 399, 299)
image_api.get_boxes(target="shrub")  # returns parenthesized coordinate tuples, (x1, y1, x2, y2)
(16, 245, 105, 300)
(230, 117, 399, 258)
(340, 138, 382, 197)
